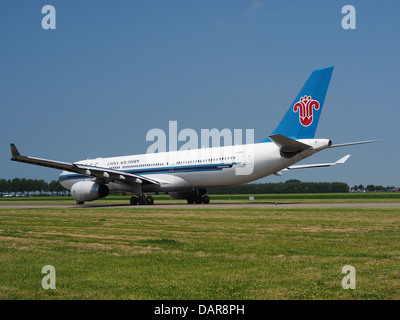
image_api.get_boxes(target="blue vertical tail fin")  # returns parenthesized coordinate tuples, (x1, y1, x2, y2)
(263, 67, 334, 141)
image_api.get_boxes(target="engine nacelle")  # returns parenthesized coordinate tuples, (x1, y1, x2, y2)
(71, 181, 109, 202)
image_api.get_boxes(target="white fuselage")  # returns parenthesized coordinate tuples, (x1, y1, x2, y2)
(59, 139, 331, 194)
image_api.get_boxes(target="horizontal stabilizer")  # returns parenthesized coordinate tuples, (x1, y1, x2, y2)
(335, 154, 351, 164)
(269, 134, 311, 152)
(330, 140, 381, 148)
(283, 154, 351, 170)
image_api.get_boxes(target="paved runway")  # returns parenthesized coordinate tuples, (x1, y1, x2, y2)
(2, 201, 400, 209)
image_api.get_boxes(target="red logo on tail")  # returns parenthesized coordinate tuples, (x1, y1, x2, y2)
(293, 96, 320, 127)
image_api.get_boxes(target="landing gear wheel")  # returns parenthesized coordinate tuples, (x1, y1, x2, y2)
(146, 195, 154, 205)
(138, 195, 146, 205)
(76, 201, 84, 205)
(130, 196, 138, 205)
(195, 195, 203, 204)
(187, 196, 195, 204)
(202, 195, 210, 204)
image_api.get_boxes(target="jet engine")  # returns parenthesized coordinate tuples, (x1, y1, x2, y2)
(71, 181, 109, 202)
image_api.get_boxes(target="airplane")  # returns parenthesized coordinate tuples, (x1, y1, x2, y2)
(10, 67, 378, 205)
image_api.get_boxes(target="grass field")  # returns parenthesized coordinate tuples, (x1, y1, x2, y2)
(0, 198, 399, 300)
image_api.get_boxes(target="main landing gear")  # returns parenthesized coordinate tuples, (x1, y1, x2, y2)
(186, 188, 210, 205)
(130, 194, 154, 205)
(186, 194, 210, 204)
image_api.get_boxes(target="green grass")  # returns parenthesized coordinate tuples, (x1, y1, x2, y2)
(0, 206, 399, 300)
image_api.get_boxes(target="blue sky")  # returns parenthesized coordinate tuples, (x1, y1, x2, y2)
(1, 0, 399, 187)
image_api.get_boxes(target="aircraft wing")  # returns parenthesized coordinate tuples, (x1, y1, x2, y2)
(280, 154, 351, 172)
(10, 144, 160, 186)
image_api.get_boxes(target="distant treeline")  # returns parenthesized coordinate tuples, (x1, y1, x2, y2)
(208, 180, 399, 194)
(0, 178, 66, 196)
(1, 178, 398, 197)
(208, 180, 351, 194)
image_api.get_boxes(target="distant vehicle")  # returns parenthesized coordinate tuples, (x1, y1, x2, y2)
(10, 67, 378, 205)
